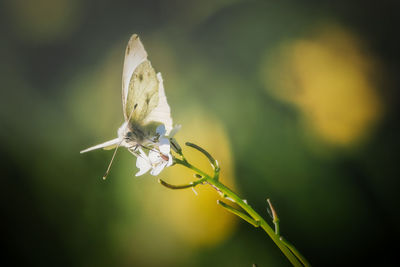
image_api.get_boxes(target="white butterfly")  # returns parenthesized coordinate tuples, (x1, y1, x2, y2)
(81, 34, 176, 178)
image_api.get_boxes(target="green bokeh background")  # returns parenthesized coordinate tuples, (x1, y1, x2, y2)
(1, 0, 399, 266)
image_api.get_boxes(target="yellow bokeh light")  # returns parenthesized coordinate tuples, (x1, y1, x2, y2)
(262, 25, 383, 146)
(136, 108, 238, 247)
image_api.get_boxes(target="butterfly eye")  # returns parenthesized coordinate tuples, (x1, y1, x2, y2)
(125, 131, 134, 140)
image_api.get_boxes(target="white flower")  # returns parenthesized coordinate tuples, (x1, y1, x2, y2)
(135, 125, 176, 177)
(135, 148, 152, 176)
(148, 138, 173, 175)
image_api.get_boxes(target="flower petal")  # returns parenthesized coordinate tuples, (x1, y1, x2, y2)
(167, 154, 173, 167)
(150, 161, 167, 176)
(135, 151, 151, 176)
(148, 150, 162, 164)
(159, 137, 171, 155)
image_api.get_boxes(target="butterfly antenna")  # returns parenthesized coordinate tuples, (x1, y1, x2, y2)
(102, 139, 123, 180)
(103, 104, 138, 180)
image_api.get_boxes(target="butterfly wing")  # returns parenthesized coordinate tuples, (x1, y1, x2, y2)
(142, 73, 173, 134)
(122, 34, 173, 134)
(125, 60, 160, 123)
(122, 34, 148, 120)
(80, 138, 121, 154)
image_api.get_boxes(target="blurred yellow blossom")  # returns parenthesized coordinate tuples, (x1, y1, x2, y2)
(261, 24, 383, 146)
(139, 109, 237, 246)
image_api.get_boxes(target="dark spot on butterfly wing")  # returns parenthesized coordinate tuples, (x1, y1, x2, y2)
(139, 74, 143, 81)
(126, 35, 138, 55)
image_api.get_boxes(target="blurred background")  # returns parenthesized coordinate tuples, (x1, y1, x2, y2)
(1, 0, 399, 266)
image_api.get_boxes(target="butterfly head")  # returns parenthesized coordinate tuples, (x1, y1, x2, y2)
(118, 121, 162, 150)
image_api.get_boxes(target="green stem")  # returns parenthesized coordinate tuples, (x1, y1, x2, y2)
(280, 236, 312, 267)
(217, 200, 260, 227)
(174, 158, 307, 267)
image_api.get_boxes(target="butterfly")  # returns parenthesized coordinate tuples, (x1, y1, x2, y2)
(81, 34, 175, 179)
